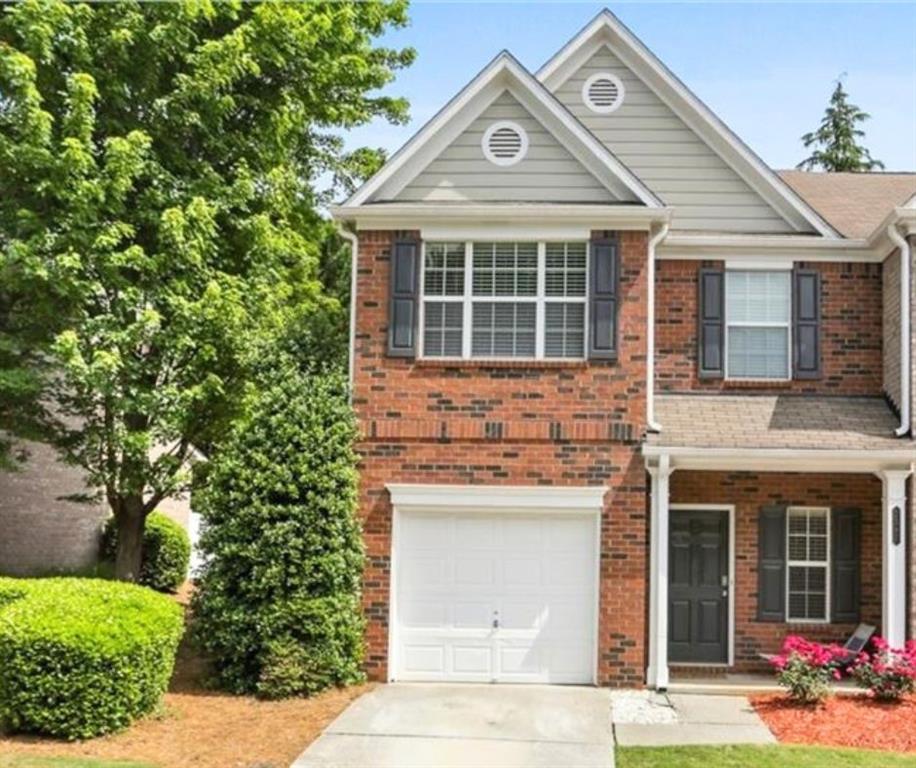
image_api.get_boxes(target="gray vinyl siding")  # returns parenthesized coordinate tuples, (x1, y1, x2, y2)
(552, 47, 798, 233)
(396, 91, 618, 203)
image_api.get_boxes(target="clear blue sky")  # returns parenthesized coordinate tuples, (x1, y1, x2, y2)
(345, 2, 916, 172)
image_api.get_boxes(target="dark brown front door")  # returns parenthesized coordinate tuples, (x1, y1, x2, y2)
(668, 510, 729, 664)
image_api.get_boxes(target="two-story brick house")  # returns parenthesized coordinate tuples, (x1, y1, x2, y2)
(331, 9, 916, 689)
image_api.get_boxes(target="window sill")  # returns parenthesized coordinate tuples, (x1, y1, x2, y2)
(414, 359, 589, 370)
(722, 379, 795, 390)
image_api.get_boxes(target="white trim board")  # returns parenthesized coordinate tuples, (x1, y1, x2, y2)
(644, 445, 915, 474)
(537, 10, 839, 238)
(342, 51, 662, 209)
(669, 504, 736, 668)
(386, 483, 608, 513)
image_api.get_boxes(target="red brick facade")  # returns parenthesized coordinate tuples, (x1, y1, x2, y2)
(354, 229, 650, 685)
(655, 260, 884, 395)
(670, 471, 883, 671)
(352, 228, 894, 686)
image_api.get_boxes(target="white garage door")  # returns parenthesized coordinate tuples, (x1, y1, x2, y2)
(393, 511, 598, 684)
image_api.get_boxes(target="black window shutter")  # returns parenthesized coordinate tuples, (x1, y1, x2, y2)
(588, 234, 619, 360)
(831, 508, 861, 623)
(388, 236, 420, 357)
(758, 505, 787, 622)
(793, 269, 821, 379)
(698, 268, 725, 379)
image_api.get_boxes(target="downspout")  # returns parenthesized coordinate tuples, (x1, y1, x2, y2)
(337, 223, 359, 399)
(888, 224, 911, 437)
(646, 221, 670, 433)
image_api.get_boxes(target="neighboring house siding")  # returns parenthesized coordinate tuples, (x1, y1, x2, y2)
(655, 259, 883, 394)
(671, 470, 882, 671)
(0, 440, 194, 577)
(0, 440, 107, 576)
(396, 91, 618, 203)
(883, 248, 902, 411)
(354, 229, 649, 686)
(550, 47, 798, 233)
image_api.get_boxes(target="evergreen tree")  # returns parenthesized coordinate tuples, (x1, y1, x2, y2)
(797, 79, 884, 172)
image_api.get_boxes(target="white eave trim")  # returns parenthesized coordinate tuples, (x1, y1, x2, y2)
(658, 233, 878, 262)
(329, 203, 672, 230)
(643, 445, 915, 474)
(537, 10, 840, 239)
(386, 483, 608, 512)
(344, 50, 662, 209)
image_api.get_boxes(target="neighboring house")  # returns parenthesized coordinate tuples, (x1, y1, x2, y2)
(0, 438, 198, 577)
(331, 9, 916, 689)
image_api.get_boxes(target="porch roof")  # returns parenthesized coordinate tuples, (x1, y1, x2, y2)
(647, 394, 915, 456)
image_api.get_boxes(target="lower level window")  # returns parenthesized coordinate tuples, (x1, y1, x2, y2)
(786, 507, 830, 622)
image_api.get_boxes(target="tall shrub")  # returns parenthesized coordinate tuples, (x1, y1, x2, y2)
(191, 368, 364, 698)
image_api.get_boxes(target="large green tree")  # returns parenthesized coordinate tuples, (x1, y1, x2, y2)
(797, 79, 884, 172)
(0, 0, 413, 580)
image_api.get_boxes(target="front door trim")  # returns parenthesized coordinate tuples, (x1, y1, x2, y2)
(669, 504, 735, 667)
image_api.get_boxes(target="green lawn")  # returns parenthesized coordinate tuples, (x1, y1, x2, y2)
(0, 758, 155, 768)
(617, 745, 916, 768)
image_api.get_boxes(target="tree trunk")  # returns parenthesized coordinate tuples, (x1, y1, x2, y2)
(114, 495, 146, 582)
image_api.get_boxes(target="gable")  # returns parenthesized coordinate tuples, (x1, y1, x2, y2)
(344, 52, 661, 209)
(551, 46, 794, 233)
(538, 11, 837, 237)
(395, 90, 619, 204)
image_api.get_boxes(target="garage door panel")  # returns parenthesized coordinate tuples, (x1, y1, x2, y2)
(401, 644, 445, 674)
(455, 556, 495, 586)
(399, 600, 447, 628)
(395, 510, 597, 684)
(452, 645, 493, 674)
(401, 556, 449, 587)
(455, 516, 498, 548)
(453, 600, 493, 629)
(499, 600, 544, 630)
(503, 557, 543, 586)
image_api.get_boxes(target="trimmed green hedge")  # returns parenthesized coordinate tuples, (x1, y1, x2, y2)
(0, 578, 184, 740)
(103, 512, 191, 593)
(192, 368, 365, 698)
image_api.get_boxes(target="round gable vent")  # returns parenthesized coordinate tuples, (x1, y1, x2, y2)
(583, 73, 625, 114)
(482, 121, 528, 166)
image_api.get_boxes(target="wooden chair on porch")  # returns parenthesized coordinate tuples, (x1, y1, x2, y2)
(758, 623, 876, 669)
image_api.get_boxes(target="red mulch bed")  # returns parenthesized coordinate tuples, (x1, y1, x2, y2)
(752, 693, 916, 753)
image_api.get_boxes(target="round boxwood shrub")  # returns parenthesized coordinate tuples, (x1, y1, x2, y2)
(0, 577, 184, 739)
(103, 512, 191, 593)
(192, 368, 365, 698)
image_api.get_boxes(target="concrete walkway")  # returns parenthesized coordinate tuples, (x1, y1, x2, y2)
(612, 692, 776, 747)
(291, 683, 615, 768)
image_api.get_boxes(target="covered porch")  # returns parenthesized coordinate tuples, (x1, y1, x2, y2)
(644, 394, 915, 690)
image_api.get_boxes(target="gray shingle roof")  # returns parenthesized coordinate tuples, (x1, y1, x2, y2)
(648, 394, 915, 451)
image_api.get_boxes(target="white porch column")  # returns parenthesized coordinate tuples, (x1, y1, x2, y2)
(647, 454, 673, 690)
(879, 469, 911, 648)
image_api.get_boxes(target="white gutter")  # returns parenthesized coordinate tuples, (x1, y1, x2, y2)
(336, 224, 359, 398)
(888, 224, 911, 436)
(646, 222, 669, 432)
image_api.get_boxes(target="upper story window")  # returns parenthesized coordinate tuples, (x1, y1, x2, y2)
(421, 241, 587, 360)
(725, 270, 791, 380)
(786, 507, 830, 623)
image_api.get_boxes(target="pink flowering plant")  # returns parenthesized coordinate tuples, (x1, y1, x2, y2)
(851, 637, 916, 701)
(769, 635, 848, 704)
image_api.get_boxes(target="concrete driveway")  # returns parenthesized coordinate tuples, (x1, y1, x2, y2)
(291, 683, 614, 768)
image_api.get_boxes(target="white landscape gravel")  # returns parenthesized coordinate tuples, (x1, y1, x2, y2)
(609, 690, 678, 725)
